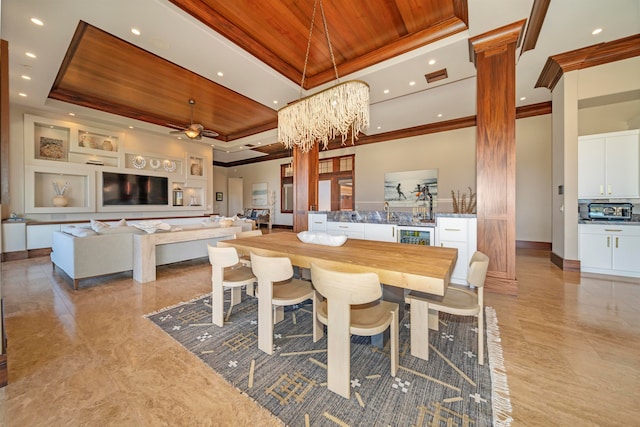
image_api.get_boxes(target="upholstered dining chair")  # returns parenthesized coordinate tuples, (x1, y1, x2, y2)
(207, 245, 257, 327)
(405, 251, 489, 364)
(233, 230, 263, 296)
(250, 252, 320, 355)
(310, 263, 399, 399)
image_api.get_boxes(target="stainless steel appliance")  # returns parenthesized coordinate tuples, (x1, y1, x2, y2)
(397, 226, 434, 245)
(581, 202, 633, 221)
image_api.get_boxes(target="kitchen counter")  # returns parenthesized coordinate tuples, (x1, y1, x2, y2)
(310, 211, 476, 227)
(578, 218, 640, 225)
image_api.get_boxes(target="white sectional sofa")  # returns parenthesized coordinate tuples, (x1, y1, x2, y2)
(51, 217, 254, 290)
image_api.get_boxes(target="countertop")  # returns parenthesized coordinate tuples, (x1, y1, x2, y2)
(310, 211, 476, 227)
(578, 218, 640, 226)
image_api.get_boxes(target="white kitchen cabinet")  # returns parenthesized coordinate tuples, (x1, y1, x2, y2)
(579, 224, 640, 277)
(308, 213, 327, 232)
(327, 221, 364, 239)
(364, 223, 397, 242)
(436, 217, 477, 285)
(578, 130, 640, 199)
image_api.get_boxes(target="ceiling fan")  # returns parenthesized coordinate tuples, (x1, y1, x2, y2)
(168, 99, 219, 140)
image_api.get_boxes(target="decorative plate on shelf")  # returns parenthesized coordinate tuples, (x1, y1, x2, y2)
(149, 159, 161, 169)
(163, 160, 177, 172)
(132, 156, 146, 169)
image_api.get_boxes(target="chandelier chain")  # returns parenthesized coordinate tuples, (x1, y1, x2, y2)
(299, 0, 319, 98)
(319, 0, 340, 82)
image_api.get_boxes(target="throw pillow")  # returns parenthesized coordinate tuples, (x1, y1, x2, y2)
(98, 226, 142, 235)
(90, 219, 110, 233)
(116, 218, 128, 227)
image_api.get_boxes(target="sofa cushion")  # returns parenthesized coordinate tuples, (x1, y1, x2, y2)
(71, 227, 98, 237)
(98, 226, 144, 235)
(90, 219, 110, 232)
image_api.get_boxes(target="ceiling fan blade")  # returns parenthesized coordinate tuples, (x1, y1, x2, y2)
(169, 130, 186, 134)
(167, 123, 187, 130)
(202, 130, 219, 138)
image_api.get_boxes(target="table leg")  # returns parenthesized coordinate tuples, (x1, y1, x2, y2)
(372, 285, 406, 348)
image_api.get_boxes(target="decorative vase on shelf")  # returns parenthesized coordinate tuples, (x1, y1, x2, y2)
(53, 195, 68, 207)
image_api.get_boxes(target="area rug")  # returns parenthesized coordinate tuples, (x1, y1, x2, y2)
(145, 292, 512, 426)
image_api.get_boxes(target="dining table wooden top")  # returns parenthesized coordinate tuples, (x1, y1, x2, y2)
(218, 231, 457, 296)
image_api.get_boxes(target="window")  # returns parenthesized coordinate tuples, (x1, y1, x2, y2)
(280, 162, 293, 213)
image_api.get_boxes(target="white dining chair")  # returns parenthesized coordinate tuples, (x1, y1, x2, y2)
(310, 263, 399, 399)
(250, 252, 320, 355)
(405, 251, 489, 364)
(207, 245, 257, 327)
(233, 230, 263, 295)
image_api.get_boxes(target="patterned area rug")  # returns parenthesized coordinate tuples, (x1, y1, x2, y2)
(145, 292, 511, 426)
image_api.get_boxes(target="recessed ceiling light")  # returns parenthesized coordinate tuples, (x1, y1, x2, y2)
(273, 100, 278, 104)
(18, 93, 27, 97)
(409, 81, 416, 86)
(68, 113, 75, 116)
(25, 52, 36, 59)
(30, 18, 44, 26)
(257, 142, 262, 145)
(428, 59, 436, 65)
(437, 113, 443, 118)
(128, 126, 134, 129)
(592, 28, 603, 35)
(217, 71, 224, 77)
(520, 96, 526, 101)
(131, 28, 141, 36)
(377, 126, 381, 130)
(383, 89, 389, 94)
(21, 75, 31, 80)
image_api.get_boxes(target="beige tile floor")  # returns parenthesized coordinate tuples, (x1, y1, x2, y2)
(0, 247, 638, 426)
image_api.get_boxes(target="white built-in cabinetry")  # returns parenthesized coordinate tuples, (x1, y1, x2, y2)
(308, 213, 327, 232)
(578, 129, 640, 199)
(327, 221, 365, 239)
(579, 224, 640, 278)
(364, 223, 397, 242)
(23, 114, 210, 214)
(307, 214, 397, 242)
(436, 217, 477, 285)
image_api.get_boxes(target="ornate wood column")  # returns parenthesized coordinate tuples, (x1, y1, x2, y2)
(469, 21, 525, 295)
(292, 144, 318, 232)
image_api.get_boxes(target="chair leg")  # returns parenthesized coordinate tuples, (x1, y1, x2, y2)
(408, 297, 430, 361)
(312, 292, 323, 342)
(478, 308, 484, 365)
(390, 306, 399, 377)
(230, 286, 242, 307)
(327, 307, 351, 399)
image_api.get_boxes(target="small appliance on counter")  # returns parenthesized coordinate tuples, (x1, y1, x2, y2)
(580, 202, 633, 221)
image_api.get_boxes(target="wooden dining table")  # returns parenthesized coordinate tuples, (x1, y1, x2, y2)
(218, 231, 458, 359)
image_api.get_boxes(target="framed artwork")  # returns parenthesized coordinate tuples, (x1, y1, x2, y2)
(384, 169, 438, 207)
(78, 130, 118, 152)
(34, 122, 69, 161)
(187, 154, 205, 178)
(252, 182, 268, 206)
(216, 192, 223, 201)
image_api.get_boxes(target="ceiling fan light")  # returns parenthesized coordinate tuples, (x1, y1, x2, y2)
(184, 128, 200, 139)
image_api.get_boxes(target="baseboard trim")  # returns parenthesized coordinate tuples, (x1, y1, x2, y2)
(485, 274, 518, 296)
(2, 251, 28, 262)
(516, 240, 551, 250)
(271, 224, 294, 230)
(550, 251, 581, 271)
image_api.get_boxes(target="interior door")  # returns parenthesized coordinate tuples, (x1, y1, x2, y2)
(227, 177, 243, 217)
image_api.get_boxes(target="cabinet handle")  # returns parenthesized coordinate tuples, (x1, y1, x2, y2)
(615, 237, 619, 249)
(444, 228, 461, 231)
(339, 225, 348, 229)
(313, 221, 323, 224)
(392, 227, 395, 238)
(607, 236, 610, 248)
(604, 229, 622, 232)
(600, 185, 604, 195)
(608, 185, 612, 195)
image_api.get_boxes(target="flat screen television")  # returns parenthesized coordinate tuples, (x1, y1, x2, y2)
(102, 172, 169, 205)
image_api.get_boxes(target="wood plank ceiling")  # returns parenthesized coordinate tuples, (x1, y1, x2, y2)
(49, 0, 468, 160)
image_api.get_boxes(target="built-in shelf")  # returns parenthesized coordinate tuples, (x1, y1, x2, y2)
(25, 166, 95, 213)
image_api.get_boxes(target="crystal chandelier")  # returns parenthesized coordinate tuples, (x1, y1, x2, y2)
(278, 0, 369, 153)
